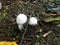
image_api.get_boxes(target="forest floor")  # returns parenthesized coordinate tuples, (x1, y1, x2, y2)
(0, 0, 60, 45)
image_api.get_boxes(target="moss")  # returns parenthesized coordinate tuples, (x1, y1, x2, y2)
(34, 42, 40, 45)
(0, 12, 8, 20)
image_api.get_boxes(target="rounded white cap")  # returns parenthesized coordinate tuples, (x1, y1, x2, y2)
(16, 14, 27, 25)
(29, 17, 38, 25)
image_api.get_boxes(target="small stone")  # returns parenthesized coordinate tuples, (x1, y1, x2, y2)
(39, 29, 42, 32)
(35, 35, 40, 38)
(8, 26, 11, 29)
(57, 24, 60, 27)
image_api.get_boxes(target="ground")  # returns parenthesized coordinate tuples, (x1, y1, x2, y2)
(0, 0, 60, 45)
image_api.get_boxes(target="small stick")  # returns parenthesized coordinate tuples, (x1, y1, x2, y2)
(19, 22, 29, 45)
(0, 2, 2, 9)
(43, 31, 52, 37)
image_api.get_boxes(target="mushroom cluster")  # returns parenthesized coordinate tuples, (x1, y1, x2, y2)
(16, 14, 38, 31)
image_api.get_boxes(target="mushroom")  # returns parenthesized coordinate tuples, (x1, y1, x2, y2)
(29, 17, 38, 25)
(16, 14, 27, 30)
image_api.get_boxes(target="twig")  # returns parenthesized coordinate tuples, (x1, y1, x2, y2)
(19, 22, 29, 45)
(42, 31, 52, 37)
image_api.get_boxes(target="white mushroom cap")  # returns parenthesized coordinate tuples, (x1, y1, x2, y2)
(29, 17, 38, 25)
(16, 14, 27, 25)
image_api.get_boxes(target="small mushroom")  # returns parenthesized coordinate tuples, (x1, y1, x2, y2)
(28, 17, 38, 25)
(16, 14, 27, 30)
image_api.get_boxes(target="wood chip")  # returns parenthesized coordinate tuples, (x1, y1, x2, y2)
(42, 31, 52, 37)
(0, 2, 2, 9)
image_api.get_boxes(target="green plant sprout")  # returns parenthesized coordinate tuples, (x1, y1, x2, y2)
(34, 42, 40, 45)
(44, 16, 60, 22)
(0, 12, 8, 20)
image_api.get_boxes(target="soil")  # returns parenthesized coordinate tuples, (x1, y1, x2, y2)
(0, 0, 60, 45)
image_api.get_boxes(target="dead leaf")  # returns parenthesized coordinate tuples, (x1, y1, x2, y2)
(0, 41, 18, 45)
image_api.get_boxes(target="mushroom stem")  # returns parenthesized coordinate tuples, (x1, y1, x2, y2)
(18, 24, 23, 31)
(20, 22, 29, 45)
